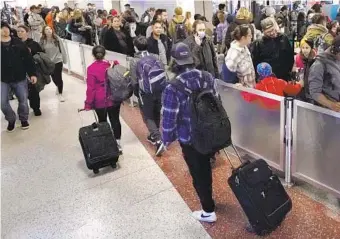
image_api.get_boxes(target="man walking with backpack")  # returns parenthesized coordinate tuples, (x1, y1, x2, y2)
(169, 7, 190, 43)
(136, 36, 167, 156)
(162, 43, 231, 223)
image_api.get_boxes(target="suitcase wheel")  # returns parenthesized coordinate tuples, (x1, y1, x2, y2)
(111, 162, 117, 169)
(93, 169, 99, 174)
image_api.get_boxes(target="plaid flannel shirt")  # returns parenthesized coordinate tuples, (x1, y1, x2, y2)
(161, 69, 218, 147)
(225, 41, 256, 88)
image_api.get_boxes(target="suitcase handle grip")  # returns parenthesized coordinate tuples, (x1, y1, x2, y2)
(77, 109, 99, 126)
(223, 144, 243, 170)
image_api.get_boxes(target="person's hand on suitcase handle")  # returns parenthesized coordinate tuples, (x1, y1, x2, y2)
(78, 108, 91, 112)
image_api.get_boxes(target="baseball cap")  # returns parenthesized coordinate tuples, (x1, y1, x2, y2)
(171, 42, 194, 66)
(261, 18, 275, 31)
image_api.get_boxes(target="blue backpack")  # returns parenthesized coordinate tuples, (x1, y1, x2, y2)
(136, 53, 167, 94)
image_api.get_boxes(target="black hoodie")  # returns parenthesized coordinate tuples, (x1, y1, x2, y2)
(1, 37, 36, 83)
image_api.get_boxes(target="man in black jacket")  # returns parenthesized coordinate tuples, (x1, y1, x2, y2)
(1, 22, 37, 132)
(252, 17, 294, 81)
(147, 20, 169, 65)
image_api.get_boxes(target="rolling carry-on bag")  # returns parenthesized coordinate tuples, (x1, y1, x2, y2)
(224, 145, 292, 236)
(78, 109, 120, 174)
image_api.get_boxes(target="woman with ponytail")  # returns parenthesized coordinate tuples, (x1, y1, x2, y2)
(84, 45, 123, 153)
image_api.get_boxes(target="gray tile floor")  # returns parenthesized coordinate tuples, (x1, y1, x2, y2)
(1, 75, 211, 239)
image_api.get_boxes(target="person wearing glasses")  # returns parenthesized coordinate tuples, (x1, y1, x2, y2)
(252, 17, 294, 81)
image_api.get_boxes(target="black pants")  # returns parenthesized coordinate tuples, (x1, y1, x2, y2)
(138, 93, 162, 141)
(181, 143, 215, 213)
(95, 105, 121, 140)
(28, 83, 40, 111)
(51, 62, 63, 94)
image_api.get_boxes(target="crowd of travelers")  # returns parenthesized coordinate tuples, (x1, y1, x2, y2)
(1, 1, 340, 229)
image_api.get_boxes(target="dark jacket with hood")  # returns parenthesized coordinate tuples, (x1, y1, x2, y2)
(224, 18, 254, 50)
(23, 38, 51, 92)
(184, 35, 219, 77)
(1, 37, 36, 83)
(308, 51, 340, 103)
(252, 33, 294, 81)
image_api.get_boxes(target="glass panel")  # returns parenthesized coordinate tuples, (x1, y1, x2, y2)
(66, 41, 84, 76)
(294, 104, 340, 195)
(218, 83, 284, 169)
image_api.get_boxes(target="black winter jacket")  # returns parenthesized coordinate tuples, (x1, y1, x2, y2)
(1, 37, 36, 83)
(147, 34, 170, 63)
(23, 38, 43, 56)
(104, 27, 135, 57)
(252, 33, 294, 81)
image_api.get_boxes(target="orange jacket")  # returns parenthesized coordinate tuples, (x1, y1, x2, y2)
(45, 12, 54, 30)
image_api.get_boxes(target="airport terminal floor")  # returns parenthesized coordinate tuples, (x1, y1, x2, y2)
(2, 73, 340, 239)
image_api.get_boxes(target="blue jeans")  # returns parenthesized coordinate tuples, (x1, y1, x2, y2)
(1, 80, 29, 123)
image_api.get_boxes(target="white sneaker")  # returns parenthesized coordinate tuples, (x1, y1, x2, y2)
(117, 140, 123, 154)
(58, 95, 65, 102)
(192, 210, 217, 223)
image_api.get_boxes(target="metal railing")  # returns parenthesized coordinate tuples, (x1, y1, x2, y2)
(60, 39, 340, 198)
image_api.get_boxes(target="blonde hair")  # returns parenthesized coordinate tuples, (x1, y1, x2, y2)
(185, 11, 191, 20)
(73, 9, 83, 20)
(236, 7, 253, 22)
(217, 11, 225, 23)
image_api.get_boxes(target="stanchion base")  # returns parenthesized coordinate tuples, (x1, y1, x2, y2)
(283, 182, 294, 188)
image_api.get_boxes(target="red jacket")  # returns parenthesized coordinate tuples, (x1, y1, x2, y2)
(241, 77, 289, 110)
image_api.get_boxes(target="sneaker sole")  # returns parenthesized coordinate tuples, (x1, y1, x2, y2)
(21, 126, 30, 130)
(192, 214, 217, 223)
(7, 128, 15, 133)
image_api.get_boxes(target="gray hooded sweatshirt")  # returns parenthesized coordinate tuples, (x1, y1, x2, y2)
(308, 52, 340, 102)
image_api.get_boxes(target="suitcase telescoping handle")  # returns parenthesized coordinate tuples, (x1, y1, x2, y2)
(77, 109, 99, 127)
(223, 143, 243, 170)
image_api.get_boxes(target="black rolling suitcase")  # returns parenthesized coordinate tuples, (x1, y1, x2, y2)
(224, 145, 292, 236)
(78, 109, 120, 174)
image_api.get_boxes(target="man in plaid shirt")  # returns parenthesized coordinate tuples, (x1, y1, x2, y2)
(161, 42, 219, 223)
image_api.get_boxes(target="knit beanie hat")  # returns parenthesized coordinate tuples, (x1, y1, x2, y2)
(257, 62, 272, 78)
(300, 38, 314, 49)
(264, 6, 276, 17)
(175, 7, 183, 16)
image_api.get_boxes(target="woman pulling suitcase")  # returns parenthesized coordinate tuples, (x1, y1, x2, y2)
(84, 45, 122, 154)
